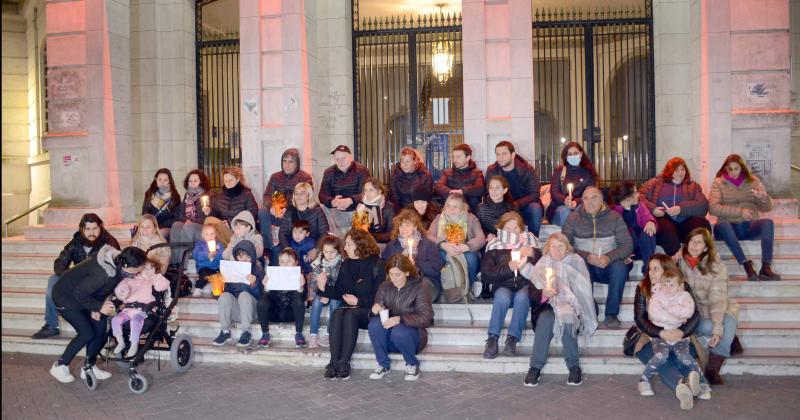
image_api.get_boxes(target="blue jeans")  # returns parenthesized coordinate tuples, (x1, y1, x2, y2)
(713, 219, 774, 264)
(45, 275, 60, 329)
(636, 341, 697, 391)
(309, 296, 343, 335)
(587, 260, 629, 317)
(550, 205, 574, 227)
(627, 230, 657, 275)
(257, 207, 283, 263)
(694, 313, 738, 358)
(520, 202, 543, 237)
(488, 286, 530, 340)
(368, 316, 421, 368)
(439, 250, 481, 284)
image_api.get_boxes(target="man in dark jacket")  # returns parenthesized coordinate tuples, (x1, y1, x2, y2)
(484, 141, 543, 236)
(32, 213, 121, 339)
(318, 145, 371, 234)
(435, 143, 485, 214)
(258, 148, 313, 260)
(561, 187, 633, 329)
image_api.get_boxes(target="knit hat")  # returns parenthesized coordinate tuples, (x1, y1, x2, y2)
(409, 189, 432, 203)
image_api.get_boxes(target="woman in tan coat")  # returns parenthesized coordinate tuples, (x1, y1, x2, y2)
(709, 154, 779, 281)
(677, 228, 739, 385)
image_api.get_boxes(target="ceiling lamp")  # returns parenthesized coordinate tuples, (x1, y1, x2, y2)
(431, 37, 453, 84)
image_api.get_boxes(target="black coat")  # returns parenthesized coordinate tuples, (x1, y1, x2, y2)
(389, 163, 434, 210)
(278, 205, 330, 248)
(318, 162, 371, 212)
(435, 160, 485, 212)
(142, 195, 180, 229)
(52, 245, 122, 311)
(547, 164, 598, 221)
(476, 199, 516, 235)
(481, 248, 542, 294)
(53, 230, 121, 277)
(484, 156, 541, 209)
(209, 183, 259, 226)
(321, 255, 383, 308)
(634, 282, 700, 339)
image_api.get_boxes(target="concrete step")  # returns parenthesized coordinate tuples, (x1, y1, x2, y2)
(1, 237, 132, 254)
(539, 219, 800, 240)
(3, 330, 798, 376)
(22, 224, 134, 241)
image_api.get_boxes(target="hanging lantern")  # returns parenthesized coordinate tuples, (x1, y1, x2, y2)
(431, 37, 454, 84)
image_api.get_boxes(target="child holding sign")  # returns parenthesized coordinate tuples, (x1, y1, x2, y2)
(256, 248, 307, 349)
(211, 240, 263, 347)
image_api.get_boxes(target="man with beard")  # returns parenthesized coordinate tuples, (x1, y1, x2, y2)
(434, 143, 485, 214)
(484, 140, 544, 236)
(31, 213, 121, 339)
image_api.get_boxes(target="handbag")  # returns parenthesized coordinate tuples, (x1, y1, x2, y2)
(622, 325, 642, 357)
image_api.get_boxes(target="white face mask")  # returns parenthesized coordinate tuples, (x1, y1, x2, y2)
(567, 155, 581, 166)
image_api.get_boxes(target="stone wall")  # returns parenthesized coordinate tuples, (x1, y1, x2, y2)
(791, 0, 799, 198)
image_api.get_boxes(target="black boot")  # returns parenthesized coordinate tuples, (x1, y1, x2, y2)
(502, 336, 518, 356)
(743, 260, 759, 282)
(758, 262, 781, 281)
(483, 335, 499, 359)
(730, 335, 744, 356)
(705, 353, 727, 386)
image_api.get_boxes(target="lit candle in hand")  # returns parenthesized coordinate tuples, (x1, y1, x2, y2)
(407, 238, 415, 264)
(545, 267, 554, 289)
(201, 195, 210, 209)
(510, 250, 521, 277)
(207, 240, 216, 253)
(567, 183, 574, 197)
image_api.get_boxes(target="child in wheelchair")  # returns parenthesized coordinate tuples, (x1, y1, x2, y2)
(111, 258, 170, 357)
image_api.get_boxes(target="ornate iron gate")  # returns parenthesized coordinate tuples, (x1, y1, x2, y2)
(196, 0, 241, 189)
(352, 4, 464, 182)
(532, 1, 655, 185)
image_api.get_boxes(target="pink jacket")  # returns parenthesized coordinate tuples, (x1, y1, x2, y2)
(114, 266, 170, 305)
(647, 288, 695, 331)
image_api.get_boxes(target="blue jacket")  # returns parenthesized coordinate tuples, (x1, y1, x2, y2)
(223, 240, 264, 299)
(382, 236, 444, 284)
(290, 236, 316, 274)
(193, 240, 224, 271)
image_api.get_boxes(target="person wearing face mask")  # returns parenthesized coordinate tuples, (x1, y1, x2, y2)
(141, 168, 181, 240)
(639, 157, 711, 257)
(49, 246, 148, 384)
(709, 154, 779, 281)
(389, 147, 434, 211)
(203, 167, 260, 246)
(31, 213, 121, 340)
(547, 142, 600, 226)
(435, 143, 485, 214)
(484, 141, 544, 236)
(319, 145, 371, 236)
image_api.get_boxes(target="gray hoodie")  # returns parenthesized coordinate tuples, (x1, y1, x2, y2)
(222, 210, 264, 260)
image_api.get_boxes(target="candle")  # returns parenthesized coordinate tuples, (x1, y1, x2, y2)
(201, 195, 210, 209)
(207, 240, 216, 253)
(598, 248, 603, 257)
(407, 238, 415, 263)
(545, 267, 554, 289)
(567, 183, 574, 196)
(510, 250, 521, 277)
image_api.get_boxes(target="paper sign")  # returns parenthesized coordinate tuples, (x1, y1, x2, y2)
(266, 266, 302, 291)
(220, 260, 252, 284)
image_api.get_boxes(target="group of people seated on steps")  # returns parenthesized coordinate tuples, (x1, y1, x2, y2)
(37, 141, 779, 409)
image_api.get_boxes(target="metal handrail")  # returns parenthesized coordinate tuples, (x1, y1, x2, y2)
(3, 197, 51, 237)
(792, 163, 800, 173)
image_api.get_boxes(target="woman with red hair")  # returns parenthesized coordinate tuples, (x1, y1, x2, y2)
(639, 158, 711, 256)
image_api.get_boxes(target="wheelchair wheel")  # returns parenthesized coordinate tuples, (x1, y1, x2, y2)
(83, 368, 98, 391)
(128, 373, 148, 394)
(170, 334, 194, 373)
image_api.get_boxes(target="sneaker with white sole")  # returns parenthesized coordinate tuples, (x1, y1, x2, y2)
(404, 364, 420, 381)
(369, 366, 390, 379)
(638, 380, 655, 396)
(80, 365, 112, 380)
(50, 362, 75, 383)
(675, 381, 694, 410)
(319, 334, 330, 347)
(697, 383, 712, 400)
(192, 288, 203, 297)
(687, 371, 702, 396)
(308, 334, 319, 349)
(212, 330, 233, 346)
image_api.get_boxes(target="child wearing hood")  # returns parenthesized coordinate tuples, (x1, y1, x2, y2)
(222, 210, 264, 261)
(211, 240, 264, 347)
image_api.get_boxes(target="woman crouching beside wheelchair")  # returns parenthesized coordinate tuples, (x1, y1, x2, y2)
(50, 246, 148, 384)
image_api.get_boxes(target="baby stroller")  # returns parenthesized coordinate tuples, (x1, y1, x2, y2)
(88, 242, 196, 394)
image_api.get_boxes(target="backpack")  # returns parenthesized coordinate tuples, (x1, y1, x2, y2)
(439, 253, 470, 303)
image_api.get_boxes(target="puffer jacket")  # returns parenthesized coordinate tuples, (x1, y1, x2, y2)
(53, 229, 121, 276)
(677, 254, 739, 337)
(481, 248, 542, 293)
(278, 205, 330, 247)
(638, 176, 709, 217)
(484, 155, 541, 209)
(373, 277, 434, 350)
(114, 266, 170, 305)
(318, 161, 371, 211)
(561, 203, 633, 263)
(709, 175, 773, 224)
(435, 160, 486, 211)
(222, 210, 264, 260)
(262, 148, 313, 208)
(209, 182, 259, 226)
(389, 162, 434, 210)
(476, 199, 516, 235)
(52, 245, 122, 311)
(547, 164, 598, 220)
(142, 194, 180, 229)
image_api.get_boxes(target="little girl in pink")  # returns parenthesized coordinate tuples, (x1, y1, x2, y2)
(112, 259, 170, 357)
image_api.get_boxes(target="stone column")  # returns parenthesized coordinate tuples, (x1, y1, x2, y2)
(462, 0, 534, 168)
(43, 0, 134, 225)
(240, 0, 317, 200)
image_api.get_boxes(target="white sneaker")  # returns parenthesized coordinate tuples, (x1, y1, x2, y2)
(318, 334, 330, 347)
(308, 334, 319, 349)
(112, 337, 126, 355)
(369, 366, 390, 379)
(125, 342, 139, 359)
(697, 383, 712, 400)
(192, 288, 203, 297)
(50, 362, 75, 383)
(638, 380, 654, 396)
(675, 382, 694, 410)
(404, 364, 420, 381)
(79, 365, 112, 380)
(687, 371, 702, 396)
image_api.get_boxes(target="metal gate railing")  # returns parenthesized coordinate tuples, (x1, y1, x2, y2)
(532, 1, 655, 185)
(352, 2, 464, 183)
(196, 0, 241, 189)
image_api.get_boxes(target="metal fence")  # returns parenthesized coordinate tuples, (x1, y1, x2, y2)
(196, 0, 241, 189)
(532, 1, 655, 185)
(352, 4, 464, 183)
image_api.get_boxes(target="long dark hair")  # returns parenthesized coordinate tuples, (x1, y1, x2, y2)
(638, 254, 678, 299)
(384, 254, 419, 281)
(115, 246, 148, 269)
(715, 154, 754, 183)
(144, 168, 180, 210)
(183, 169, 211, 191)
(485, 175, 514, 206)
(608, 181, 637, 206)
(560, 141, 599, 179)
(682, 227, 719, 276)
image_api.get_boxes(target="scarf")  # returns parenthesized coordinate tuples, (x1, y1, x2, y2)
(723, 173, 746, 187)
(399, 230, 422, 259)
(436, 212, 468, 244)
(684, 254, 700, 269)
(184, 187, 204, 220)
(311, 253, 343, 290)
(357, 194, 385, 229)
(151, 189, 171, 211)
(527, 253, 598, 345)
(484, 228, 540, 251)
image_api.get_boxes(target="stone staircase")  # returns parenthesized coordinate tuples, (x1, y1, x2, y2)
(3, 220, 800, 376)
